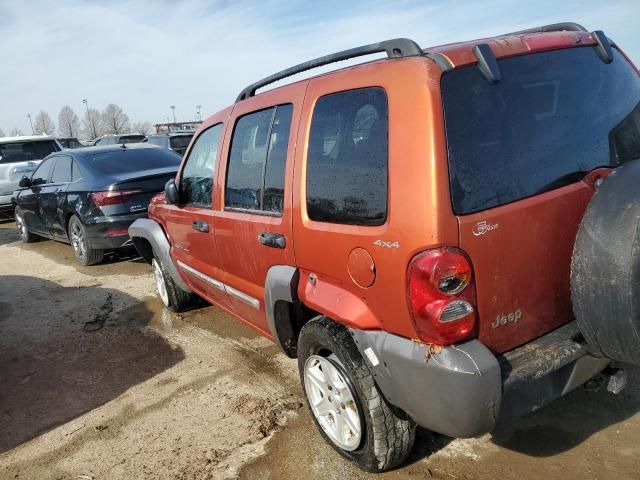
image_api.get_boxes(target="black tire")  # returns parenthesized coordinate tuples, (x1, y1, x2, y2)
(571, 160, 640, 365)
(14, 207, 37, 243)
(152, 254, 198, 312)
(297, 316, 415, 472)
(68, 215, 104, 266)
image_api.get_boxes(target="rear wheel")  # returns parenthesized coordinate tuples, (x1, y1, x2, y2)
(68, 215, 104, 266)
(298, 316, 415, 472)
(14, 207, 37, 243)
(152, 254, 197, 312)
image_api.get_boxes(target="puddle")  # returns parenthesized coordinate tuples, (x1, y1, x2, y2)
(238, 409, 450, 480)
(121, 298, 261, 341)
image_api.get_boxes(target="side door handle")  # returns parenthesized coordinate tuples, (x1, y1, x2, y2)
(258, 232, 286, 249)
(191, 220, 209, 233)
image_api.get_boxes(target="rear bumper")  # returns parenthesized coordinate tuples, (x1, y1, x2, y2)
(350, 321, 609, 438)
(83, 212, 147, 249)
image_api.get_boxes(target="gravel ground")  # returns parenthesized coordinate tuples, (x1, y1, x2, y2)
(1, 220, 639, 480)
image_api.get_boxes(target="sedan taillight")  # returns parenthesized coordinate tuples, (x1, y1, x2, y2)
(91, 189, 143, 206)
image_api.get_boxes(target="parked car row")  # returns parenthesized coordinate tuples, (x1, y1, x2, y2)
(0, 132, 193, 218)
(6, 23, 640, 473)
(12, 143, 181, 264)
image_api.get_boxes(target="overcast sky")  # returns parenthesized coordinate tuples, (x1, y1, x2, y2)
(2, 0, 638, 135)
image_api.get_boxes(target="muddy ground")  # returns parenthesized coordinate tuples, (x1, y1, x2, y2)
(0, 220, 639, 480)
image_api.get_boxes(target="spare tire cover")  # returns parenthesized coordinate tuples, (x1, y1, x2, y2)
(572, 160, 640, 365)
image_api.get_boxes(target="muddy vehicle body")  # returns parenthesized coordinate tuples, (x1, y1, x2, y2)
(130, 23, 640, 471)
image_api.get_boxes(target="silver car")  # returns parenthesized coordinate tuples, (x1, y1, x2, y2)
(0, 135, 62, 218)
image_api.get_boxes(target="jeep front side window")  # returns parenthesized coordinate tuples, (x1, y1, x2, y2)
(306, 87, 388, 226)
(180, 123, 223, 207)
(225, 104, 293, 214)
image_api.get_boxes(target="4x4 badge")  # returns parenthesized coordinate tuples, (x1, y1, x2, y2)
(373, 240, 400, 249)
(472, 220, 499, 236)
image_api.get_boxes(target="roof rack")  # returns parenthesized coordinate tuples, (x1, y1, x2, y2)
(236, 38, 422, 102)
(504, 22, 587, 36)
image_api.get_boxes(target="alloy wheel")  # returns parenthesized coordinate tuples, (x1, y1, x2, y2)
(70, 222, 87, 259)
(152, 259, 170, 307)
(15, 213, 25, 239)
(304, 354, 362, 451)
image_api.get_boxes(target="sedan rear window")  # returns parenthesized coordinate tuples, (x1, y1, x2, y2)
(170, 135, 193, 149)
(442, 47, 640, 214)
(88, 148, 181, 175)
(120, 135, 145, 144)
(0, 141, 59, 164)
(147, 136, 169, 147)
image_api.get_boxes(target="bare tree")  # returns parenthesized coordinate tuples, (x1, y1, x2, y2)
(58, 106, 81, 137)
(34, 111, 56, 135)
(131, 121, 153, 135)
(10, 127, 24, 136)
(0, 128, 5, 138)
(101, 103, 130, 134)
(82, 107, 102, 140)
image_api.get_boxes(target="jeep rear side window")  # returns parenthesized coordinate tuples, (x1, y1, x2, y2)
(306, 87, 388, 226)
(442, 47, 640, 215)
(225, 104, 293, 214)
(180, 123, 223, 207)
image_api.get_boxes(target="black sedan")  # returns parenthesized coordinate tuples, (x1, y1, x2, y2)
(12, 143, 181, 265)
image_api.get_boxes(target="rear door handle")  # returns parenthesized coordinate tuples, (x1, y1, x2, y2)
(192, 220, 209, 232)
(258, 232, 286, 249)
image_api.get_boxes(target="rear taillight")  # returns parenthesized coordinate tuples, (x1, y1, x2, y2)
(408, 248, 477, 345)
(91, 189, 143, 207)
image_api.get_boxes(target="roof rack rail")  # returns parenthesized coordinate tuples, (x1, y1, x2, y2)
(504, 22, 587, 36)
(236, 38, 422, 102)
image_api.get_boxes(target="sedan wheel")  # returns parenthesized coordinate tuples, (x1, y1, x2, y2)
(15, 213, 26, 238)
(68, 215, 104, 266)
(70, 221, 87, 259)
(14, 207, 36, 243)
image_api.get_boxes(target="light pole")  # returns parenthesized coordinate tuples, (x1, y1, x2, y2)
(82, 98, 97, 139)
(170, 105, 176, 124)
(196, 105, 202, 121)
(27, 114, 33, 134)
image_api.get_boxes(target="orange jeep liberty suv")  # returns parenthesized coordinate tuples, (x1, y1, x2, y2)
(130, 22, 640, 471)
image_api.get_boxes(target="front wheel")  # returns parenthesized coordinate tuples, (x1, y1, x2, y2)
(68, 215, 104, 266)
(152, 255, 198, 312)
(14, 207, 37, 243)
(298, 316, 415, 472)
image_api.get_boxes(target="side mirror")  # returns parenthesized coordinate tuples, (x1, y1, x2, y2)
(18, 175, 32, 188)
(164, 179, 179, 205)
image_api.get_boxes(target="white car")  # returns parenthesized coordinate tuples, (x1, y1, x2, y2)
(0, 135, 62, 217)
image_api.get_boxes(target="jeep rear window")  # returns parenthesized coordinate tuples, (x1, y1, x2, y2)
(442, 47, 640, 215)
